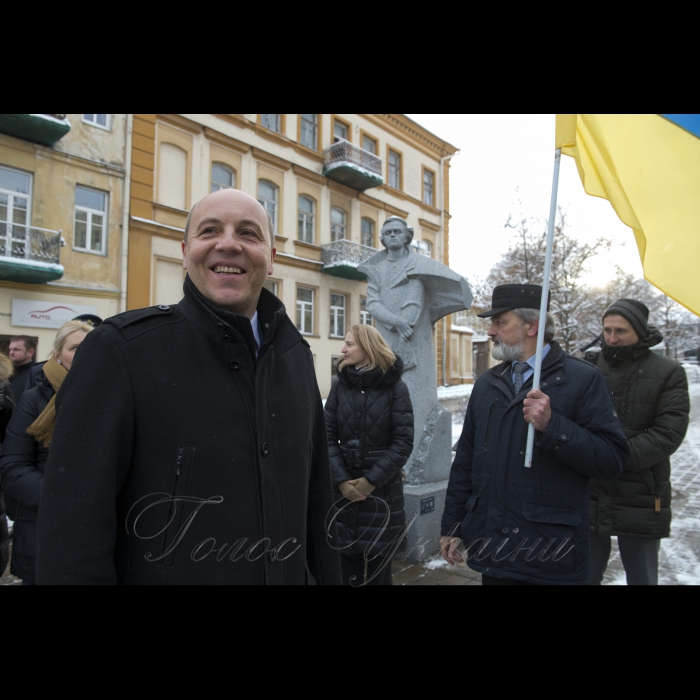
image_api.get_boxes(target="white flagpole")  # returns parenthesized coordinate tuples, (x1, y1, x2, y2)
(525, 147, 562, 468)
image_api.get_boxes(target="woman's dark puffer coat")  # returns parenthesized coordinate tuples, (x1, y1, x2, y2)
(0, 370, 53, 584)
(324, 357, 414, 557)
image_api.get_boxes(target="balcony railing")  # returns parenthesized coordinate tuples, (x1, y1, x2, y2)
(322, 139, 383, 191)
(0, 221, 64, 283)
(321, 239, 378, 281)
(0, 114, 71, 147)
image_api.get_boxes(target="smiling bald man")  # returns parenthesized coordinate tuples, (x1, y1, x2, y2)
(36, 189, 342, 585)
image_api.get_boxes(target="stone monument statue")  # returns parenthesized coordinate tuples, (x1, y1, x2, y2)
(358, 216, 472, 561)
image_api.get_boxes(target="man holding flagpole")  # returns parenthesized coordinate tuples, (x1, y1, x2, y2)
(440, 284, 630, 585)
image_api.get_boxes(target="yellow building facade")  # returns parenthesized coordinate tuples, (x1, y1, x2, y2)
(125, 113, 468, 397)
(0, 114, 127, 358)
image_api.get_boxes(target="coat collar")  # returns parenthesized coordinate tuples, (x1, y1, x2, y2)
(486, 341, 567, 400)
(178, 275, 299, 356)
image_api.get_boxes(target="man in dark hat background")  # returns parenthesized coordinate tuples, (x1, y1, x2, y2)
(587, 298, 689, 585)
(440, 284, 630, 585)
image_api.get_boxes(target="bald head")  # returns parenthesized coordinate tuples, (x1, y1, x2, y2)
(184, 188, 274, 245)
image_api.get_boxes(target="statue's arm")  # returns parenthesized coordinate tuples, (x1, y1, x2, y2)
(366, 278, 425, 340)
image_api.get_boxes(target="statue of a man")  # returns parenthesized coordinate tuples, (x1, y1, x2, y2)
(358, 217, 472, 483)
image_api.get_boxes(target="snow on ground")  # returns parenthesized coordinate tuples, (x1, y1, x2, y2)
(437, 384, 473, 400)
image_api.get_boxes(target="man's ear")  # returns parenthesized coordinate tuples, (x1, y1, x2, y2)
(526, 319, 540, 338)
(181, 240, 187, 271)
(268, 246, 276, 275)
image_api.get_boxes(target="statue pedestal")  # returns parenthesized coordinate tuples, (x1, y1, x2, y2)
(397, 406, 455, 563)
(400, 479, 450, 563)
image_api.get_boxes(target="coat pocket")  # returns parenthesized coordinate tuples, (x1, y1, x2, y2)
(517, 501, 581, 575)
(160, 444, 196, 568)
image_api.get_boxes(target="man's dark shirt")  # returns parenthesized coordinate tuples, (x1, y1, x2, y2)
(9, 361, 35, 404)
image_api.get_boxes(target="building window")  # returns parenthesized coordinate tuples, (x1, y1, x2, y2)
(257, 180, 278, 232)
(361, 217, 375, 248)
(333, 120, 348, 143)
(0, 166, 31, 258)
(423, 169, 435, 206)
(298, 195, 314, 244)
(74, 186, 107, 254)
(331, 207, 346, 242)
(261, 114, 281, 132)
(362, 135, 377, 154)
(360, 297, 373, 326)
(296, 287, 314, 335)
(300, 114, 318, 150)
(388, 149, 401, 189)
(264, 280, 279, 297)
(412, 239, 432, 257)
(330, 293, 346, 338)
(83, 114, 109, 129)
(211, 163, 234, 192)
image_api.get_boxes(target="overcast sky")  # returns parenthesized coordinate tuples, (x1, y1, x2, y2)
(406, 114, 645, 288)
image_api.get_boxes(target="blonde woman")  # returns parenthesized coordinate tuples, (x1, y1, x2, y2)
(324, 324, 414, 586)
(0, 320, 93, 584)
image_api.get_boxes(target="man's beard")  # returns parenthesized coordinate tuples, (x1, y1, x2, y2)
(492, 338, 525, 362)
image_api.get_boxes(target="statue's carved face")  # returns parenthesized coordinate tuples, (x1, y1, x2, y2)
(381, 222, 410, 250)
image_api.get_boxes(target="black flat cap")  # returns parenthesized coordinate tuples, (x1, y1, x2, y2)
(72, 313, 103, 327)
(478, 284, 550, 317)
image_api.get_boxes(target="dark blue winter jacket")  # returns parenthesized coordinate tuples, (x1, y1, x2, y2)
(441, 341, 629, 584)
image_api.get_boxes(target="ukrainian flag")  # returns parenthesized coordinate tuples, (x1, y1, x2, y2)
(555, 114, 700, 316)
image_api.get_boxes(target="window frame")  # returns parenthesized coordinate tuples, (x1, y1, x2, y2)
(360, 296, 374, 326)
(257, 179, 279, 232)
(359, 130, 378, 155)
(296, 285, 315, 335)
(298, 114, 319, 151)
(259, 114, 284, 133)
(297, 194, 315, 244)
(330, 292, 346, 339)
(330, 206, 347, 242)
(0, 164, 33, 259)
(387, 146, 403, 190)
(73, 185, 108, 256)
(82, 114, 110, 131)
(422, 166, 436, 206)
(332, 115, 352, 143)
(211, 161, 235, 192)
(361, 217, 375, 248)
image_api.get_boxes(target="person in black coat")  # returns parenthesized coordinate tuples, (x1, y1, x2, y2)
(0, 320, 93, 584)
(0, 352, 16, 578)
(324, 324, 414, 585)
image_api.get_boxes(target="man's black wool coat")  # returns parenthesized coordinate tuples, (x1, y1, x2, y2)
(36, 279, 342, 585)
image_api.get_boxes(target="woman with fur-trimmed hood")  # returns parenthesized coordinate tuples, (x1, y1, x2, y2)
(324, 324, 414, 586)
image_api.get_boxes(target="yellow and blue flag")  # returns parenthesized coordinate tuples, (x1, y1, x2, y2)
(555, 114, 700, 316)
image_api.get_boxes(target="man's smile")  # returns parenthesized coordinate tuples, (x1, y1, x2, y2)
(213, 266, 244, 275)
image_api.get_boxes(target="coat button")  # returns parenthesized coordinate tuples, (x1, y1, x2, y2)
(502, 528, 508, 534)
(560, 434, 567, 440)
(268, 551, 276, 563)
(513, 528, 519, 534)
(261, 442, 269, 456)
(157, 305, 170, 310)
(229, 359, 242, 370)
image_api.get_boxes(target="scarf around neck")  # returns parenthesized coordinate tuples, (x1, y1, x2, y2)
(26, 357, 67, 448)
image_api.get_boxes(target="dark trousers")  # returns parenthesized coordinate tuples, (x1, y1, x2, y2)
(340, 553, 393, 586)
(589, 532, 661, 585)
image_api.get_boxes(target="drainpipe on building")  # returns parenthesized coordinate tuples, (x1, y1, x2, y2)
(440, 150, 459, 386)
(119, 113, 134, 314)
